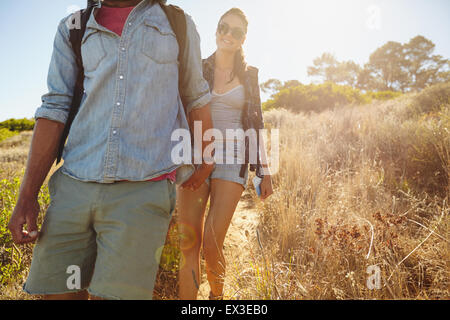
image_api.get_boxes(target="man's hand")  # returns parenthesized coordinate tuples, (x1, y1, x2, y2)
(7, 118, 64, 245)
(181, 163, 214, 191)
(8, 197, 41, 244)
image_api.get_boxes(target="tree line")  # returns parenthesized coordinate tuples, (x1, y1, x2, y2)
(307, 35, 449, 92)
(261, 35, 449, 113)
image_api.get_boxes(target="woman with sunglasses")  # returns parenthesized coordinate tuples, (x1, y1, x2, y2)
(178, 8, 273, 300)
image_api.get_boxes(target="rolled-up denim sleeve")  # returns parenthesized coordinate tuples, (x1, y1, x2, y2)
(179, 14, 211, 114)
(34, 16, 78, 124)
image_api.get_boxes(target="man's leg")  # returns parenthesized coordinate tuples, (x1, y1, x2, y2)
(23, 169, 98, 298)
(87, 179, 176, 300)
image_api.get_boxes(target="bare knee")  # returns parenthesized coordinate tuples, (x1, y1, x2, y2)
(180, 229, 203, 259)
(181, 242, 202, 263)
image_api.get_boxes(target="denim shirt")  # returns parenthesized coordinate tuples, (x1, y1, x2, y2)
(35, 0, 211, 184)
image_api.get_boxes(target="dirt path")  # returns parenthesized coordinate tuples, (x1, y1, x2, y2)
(197, 191, 260, 300)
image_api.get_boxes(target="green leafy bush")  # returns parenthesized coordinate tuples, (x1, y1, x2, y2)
(263, 82, 370, 113)
(0, 118, 35, 132)
(0, 128, 17, 143)
(363, 90, 402, 101)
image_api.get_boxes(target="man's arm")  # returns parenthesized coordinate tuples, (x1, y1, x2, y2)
(8, 16, 77, 244)
(181, 104, 215, 190)
(8, 119, 64, 244)
(178, 14, 214, 190)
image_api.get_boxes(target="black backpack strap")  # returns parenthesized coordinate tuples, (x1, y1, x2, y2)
(159, 3, 188, 112)
(56, 4, 95, 164)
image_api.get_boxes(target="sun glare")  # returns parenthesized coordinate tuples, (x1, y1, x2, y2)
(246, 0, 382, 83)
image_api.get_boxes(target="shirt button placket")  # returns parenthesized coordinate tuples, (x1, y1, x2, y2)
(105, 25, 130, 180)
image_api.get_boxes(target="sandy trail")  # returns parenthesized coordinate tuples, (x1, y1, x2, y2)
(197, 190, 259, 300)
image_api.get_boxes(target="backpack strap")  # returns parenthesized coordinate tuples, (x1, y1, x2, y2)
(56, 4, 95, 164)
(159, 3, 188, 112)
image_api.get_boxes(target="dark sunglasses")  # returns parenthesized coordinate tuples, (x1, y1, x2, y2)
(217, 22, 245, 41)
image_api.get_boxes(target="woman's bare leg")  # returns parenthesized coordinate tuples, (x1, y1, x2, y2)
(177, 182, 210, 300)
(203, 179, 244, 298)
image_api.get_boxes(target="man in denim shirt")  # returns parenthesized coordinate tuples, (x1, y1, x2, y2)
(8, 0, 214, 300)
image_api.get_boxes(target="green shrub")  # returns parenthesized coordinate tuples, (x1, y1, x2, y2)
(0, 128, 17, 143)
(0, 118, 35, 132)
(364, 90, 402, 101)
(263, 82, 370, 114)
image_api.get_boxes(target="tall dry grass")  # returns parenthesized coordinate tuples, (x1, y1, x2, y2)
(226, 87, 449, 299)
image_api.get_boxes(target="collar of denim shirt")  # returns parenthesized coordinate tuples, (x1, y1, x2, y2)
(85, 0, 153, 34)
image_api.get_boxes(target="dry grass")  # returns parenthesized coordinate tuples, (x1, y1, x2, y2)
(224, 94, 449, 299)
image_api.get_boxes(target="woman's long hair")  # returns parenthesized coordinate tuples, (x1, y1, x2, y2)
(218, 8, 248, 83)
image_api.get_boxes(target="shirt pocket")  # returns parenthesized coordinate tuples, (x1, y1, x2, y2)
(141, 18, 178, 64)
(81, 29, 107, 73)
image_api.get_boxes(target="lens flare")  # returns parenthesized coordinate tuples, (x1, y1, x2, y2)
(155, 245, 185, 271)
(178, 222, 199, 251)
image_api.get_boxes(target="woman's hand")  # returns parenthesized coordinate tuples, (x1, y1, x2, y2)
(260, 175, 273, 200)
(182, 163, 215, 191)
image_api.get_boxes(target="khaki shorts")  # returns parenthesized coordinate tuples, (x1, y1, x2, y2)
(23, 167, 176, 300)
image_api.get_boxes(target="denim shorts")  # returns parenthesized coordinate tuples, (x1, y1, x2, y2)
(204, 163, 249, 189)
(23, 167, 176, 300)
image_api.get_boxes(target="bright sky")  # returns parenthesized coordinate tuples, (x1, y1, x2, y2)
(1, 0, 449, 121)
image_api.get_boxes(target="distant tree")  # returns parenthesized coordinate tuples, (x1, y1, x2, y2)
(404, 35, 450, 91)
(282, 80, 302, 89)
(366, 41, 409, 92)
(307, 53, 340, 83)
(435, 67, 450, 84)
(308, 35, 449, 92)
(356, 64, 378, 91)
(335, 61, 362, 87)
(307, 53, 362, 87)
(260, 78, 282, 94)
(261, 79, 303, 95)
